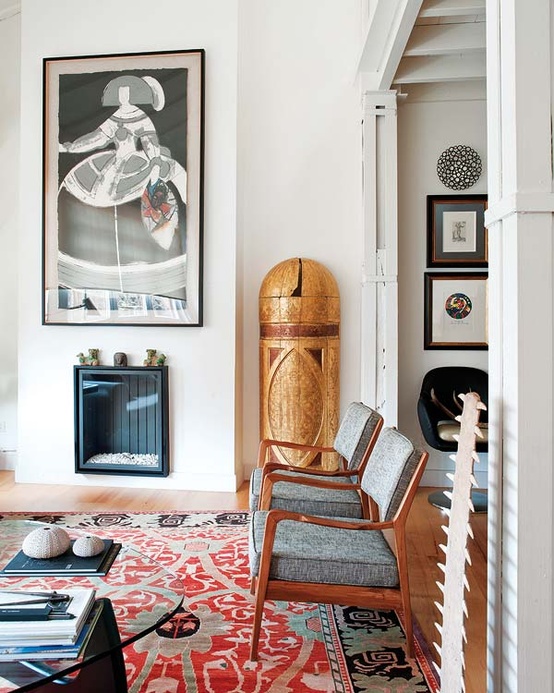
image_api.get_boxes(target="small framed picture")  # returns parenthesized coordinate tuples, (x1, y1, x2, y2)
(424, 272, 488, 350)
(427, 195, 488, 268)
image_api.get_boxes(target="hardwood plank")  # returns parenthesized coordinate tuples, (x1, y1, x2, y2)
(0, 473, 485, 691)
(0, 472, 250, 512)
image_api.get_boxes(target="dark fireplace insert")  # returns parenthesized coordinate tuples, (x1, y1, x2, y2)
(74, 366, 169, 477)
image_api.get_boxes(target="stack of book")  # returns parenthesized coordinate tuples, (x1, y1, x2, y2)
(0, 588, 98, 661)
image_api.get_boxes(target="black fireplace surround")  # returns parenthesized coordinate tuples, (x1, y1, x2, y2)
(74, 366, 169, 477)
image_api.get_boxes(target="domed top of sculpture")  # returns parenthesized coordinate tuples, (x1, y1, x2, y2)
(260, 257, 339, 298)
(259, 258, 340, 325)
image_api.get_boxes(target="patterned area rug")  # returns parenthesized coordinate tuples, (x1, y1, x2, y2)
(0, 512, 439, 692)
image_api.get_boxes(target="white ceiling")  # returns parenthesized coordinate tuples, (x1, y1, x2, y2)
(357, 0, 486, 93)
(393, 0, 486, 86)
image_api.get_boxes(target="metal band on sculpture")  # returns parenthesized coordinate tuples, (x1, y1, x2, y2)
(260, 324, 339, 339)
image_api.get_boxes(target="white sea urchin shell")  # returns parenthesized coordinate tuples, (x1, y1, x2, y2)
(22, 526, 71, 559)
(72, 535, 105, 557)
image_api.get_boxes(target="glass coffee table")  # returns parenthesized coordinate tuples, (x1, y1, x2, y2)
(0, 521, 184, 692)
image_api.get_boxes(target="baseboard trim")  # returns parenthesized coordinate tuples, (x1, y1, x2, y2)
(0, 451, 17, 471)
(13, 468, 240, 492)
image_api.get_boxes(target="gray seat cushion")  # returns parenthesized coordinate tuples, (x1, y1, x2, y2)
(249, 467, 362, 517)
(249, 510, 399, 587)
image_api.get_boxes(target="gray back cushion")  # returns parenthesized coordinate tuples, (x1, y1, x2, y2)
(333, 402, 382, 471)
(360, 427, 422, 521)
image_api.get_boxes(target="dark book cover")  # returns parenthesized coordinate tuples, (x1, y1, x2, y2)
(1, 540, 121, 576)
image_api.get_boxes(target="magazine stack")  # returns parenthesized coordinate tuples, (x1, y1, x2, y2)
(0, 588, 97, 661)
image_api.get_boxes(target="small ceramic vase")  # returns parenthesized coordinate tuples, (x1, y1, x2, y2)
(22, 525, 71, 559)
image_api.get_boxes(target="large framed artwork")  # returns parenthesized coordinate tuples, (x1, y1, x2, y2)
(424, 272, 488, 350)
(43, 50, 205, 326)
(427, 194, 488, 268)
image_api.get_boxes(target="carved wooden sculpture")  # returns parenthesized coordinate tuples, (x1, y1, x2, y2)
(259, 258, 340, 469)
(434, 391, 486, 692)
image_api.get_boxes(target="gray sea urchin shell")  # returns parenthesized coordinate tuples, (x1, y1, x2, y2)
(72, 535, 105, 557)
(22, 526, 71, 559)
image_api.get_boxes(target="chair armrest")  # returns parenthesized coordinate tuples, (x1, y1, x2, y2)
(259, 470, 360, 510)
(261, 461, 356, 477)
(256, 438, 336, 467)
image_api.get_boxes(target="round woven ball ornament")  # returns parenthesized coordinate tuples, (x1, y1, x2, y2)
(437, 145, 482, 190)
(22, 525, 71, 559)
(72, 535, 105, 558)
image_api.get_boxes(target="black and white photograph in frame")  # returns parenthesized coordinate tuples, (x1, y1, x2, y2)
(43, 50, 205, 326)
(427, 195, 488, 268)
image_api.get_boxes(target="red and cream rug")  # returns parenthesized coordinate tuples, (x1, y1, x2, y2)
(0, 512, 439, 692)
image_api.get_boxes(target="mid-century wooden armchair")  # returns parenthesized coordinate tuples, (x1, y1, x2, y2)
(248, 427, 428, 661)
(249, 402, 383, 518)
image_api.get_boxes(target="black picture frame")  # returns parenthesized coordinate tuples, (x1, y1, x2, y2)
(43, 50, 205, 326)
(427, 194, 488, 268)
(424, 272, 488, 350)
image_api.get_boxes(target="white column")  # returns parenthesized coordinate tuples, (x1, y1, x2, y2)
(486, 0, 554, 690)
(360, 91, 398, 425)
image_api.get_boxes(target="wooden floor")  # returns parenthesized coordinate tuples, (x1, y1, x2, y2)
(0, 472, 486, 692)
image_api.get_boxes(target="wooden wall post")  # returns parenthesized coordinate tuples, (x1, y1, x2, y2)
(361, 91, 399, 425)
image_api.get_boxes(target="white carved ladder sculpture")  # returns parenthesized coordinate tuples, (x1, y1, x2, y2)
(434, 391, 486, 693)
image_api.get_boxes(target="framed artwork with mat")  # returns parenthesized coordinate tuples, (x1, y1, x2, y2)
(424, 272, 488, 350)
(427, 195, 488, 268)
(42, 50, 205, 326)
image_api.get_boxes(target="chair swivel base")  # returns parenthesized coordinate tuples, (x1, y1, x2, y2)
(428, 489, 488, 513)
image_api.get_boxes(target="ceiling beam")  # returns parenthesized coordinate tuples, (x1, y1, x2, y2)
(393, 53, 486, 83)
(357, 0, 424, 91)
(419, 0, 485, 17)
(404, 22, 486, 56)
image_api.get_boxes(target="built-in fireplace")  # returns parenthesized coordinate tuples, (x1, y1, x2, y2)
(74, 366, 169, 477)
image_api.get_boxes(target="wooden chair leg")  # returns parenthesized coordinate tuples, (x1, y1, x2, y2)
(399, 579, 414, 657)
(360, 492, 370, 519)
(249, 580, 266, 661)
(395, 525, 415, 658)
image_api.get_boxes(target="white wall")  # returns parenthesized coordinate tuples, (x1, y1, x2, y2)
(14, 0, 365, 491)
(0, 10, 20, 470)
(11, 2, 485, 492)
(397, 87, 488, 486)
(17, 0, 239, 490)
(238, 0, 364, 472)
